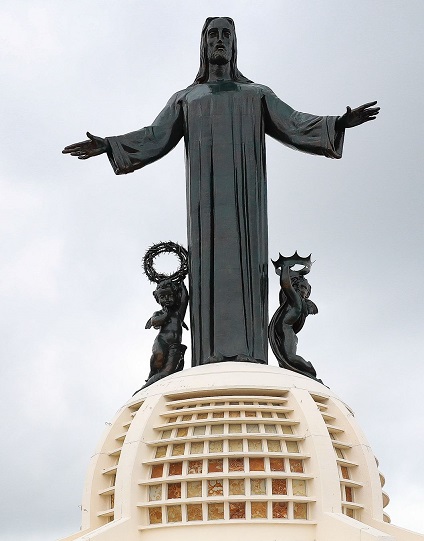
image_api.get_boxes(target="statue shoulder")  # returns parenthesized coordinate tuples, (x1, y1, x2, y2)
(249, 83, 276, 96)
(166, 87, 192, 105)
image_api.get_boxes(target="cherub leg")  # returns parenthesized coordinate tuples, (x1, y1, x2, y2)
(133, 343, 186, 394)
(163, 344, 183, 375)
(136, 346, 180, 391)
(149, 337, 166, 375)
(132, 338, 168, 395)
(147, 350, 165, 379)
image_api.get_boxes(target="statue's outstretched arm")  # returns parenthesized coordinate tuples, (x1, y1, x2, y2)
(62, 89, 185, 174)
(262, 88, 344, 159)
(62, 132, 109, 160)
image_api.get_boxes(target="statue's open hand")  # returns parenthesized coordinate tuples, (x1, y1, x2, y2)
(337, 101, 380, 129)
(62, 132, 108, 159)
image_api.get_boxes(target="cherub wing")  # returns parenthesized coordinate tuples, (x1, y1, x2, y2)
(306, 299, 318, 315)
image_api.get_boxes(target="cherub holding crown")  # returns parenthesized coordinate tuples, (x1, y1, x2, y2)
(269, 252, 321, 382)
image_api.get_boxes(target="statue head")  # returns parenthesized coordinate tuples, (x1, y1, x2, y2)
(193, 17, 252, 84)
(291, 275, 311, 299)
(153, 279, 180, 308)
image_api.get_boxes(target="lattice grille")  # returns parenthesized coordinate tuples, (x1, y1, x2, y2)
(139, 393, 314, 527)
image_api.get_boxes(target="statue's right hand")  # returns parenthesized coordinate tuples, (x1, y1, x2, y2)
(62, 132, 108, 159)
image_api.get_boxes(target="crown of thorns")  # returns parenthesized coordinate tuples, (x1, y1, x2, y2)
(142, 241, 189, 284)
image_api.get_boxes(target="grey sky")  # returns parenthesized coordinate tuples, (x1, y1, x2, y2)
(1, 1, 423, 539)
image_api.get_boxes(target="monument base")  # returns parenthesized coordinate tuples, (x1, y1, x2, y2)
(60, 363, 422, 541)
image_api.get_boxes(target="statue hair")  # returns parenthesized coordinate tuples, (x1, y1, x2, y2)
(193, 17, 253, 85)
(153, 279, 181, 304)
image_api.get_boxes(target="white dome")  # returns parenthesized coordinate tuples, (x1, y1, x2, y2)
(60, 363, 423, 541)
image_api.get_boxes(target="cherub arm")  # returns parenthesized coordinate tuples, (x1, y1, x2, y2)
(178, 281, 189, 325)
(147, 309, 168, 329)
(279, 265, 301, 309)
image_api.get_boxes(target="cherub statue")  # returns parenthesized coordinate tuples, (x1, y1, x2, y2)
(133, 278, 188, 393)
(268, 252, 321, 382)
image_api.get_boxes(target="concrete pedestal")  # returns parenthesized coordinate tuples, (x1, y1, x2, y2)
(61, 363, 423, 541)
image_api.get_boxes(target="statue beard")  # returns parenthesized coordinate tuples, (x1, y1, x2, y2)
(208, 49, 231, 66)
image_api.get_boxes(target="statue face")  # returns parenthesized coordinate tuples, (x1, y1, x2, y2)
(157, 287, 175, 308)
(206, 18, 233, 65)
(296, 281, 310, 299)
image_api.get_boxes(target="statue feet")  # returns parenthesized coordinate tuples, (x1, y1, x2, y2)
(202, 353, 266, 365)
(202, 353, 225, 364)
(234, 354, 266, 364)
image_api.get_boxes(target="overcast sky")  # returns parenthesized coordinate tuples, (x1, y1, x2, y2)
(1, 1, 423, 540)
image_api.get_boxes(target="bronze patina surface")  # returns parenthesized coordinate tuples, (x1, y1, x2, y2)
(63, 17, 379, 370)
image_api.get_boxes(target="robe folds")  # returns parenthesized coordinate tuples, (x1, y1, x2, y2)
(106, 82, 344, 366)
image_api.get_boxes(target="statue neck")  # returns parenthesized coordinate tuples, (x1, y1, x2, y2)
(208, 62, 232, 82)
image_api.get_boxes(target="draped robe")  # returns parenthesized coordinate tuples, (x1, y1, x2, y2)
(106, 81, 344, 366)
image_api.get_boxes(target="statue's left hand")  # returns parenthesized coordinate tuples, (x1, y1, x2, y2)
(337, 101, 380, 129)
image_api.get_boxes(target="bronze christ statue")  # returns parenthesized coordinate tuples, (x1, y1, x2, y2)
(63, 17, 379, 367)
